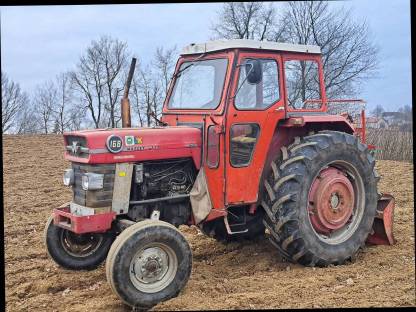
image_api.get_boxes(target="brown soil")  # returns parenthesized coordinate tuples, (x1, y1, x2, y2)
(3, 134, 415, 311)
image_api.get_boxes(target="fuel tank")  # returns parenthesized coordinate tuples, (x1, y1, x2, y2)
(63, 126, 202, 168)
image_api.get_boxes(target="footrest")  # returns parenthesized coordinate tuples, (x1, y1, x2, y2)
(53, 206, 116, 234)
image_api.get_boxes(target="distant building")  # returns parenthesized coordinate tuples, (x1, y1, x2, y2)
(366, 117, 388, 129)
(381, 112, 412, 131)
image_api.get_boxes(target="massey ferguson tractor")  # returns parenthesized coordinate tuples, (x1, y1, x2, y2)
(44, 39, 395, 309)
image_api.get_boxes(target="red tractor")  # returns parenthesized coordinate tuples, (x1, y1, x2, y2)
(44, 39, 395, 308)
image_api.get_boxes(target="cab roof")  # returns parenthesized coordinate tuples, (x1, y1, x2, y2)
(181, 39, 321, 55)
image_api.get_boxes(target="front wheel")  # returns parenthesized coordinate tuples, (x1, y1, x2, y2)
(44, 216, 115, 270)
(262, 131, 378, 267)
(105, 219, 192, 309)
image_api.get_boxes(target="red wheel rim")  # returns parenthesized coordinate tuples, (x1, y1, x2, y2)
(308, 167, 355, 235)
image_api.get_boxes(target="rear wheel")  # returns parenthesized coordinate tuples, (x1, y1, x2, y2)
(44, 216, 115, 270)
(106, 219, 192, 309)
(262, 131, 378, 267)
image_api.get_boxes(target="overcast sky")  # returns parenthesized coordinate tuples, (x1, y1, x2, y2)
(0, 1, 412, 112)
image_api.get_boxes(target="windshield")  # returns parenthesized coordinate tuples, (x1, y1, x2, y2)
(168, 58, 228, 109)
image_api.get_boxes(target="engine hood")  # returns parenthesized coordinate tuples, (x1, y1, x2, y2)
(63, 126, 202, 167)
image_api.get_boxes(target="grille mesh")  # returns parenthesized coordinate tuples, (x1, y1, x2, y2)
(72, 163, 115, 208)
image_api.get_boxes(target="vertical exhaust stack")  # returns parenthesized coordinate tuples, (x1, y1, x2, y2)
(121, 57, 137, 128)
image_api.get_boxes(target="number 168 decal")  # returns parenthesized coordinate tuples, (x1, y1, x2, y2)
(106, 135, 123, 153)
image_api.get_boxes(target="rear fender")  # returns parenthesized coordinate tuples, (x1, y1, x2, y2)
(280, 115, 355, 134)
(258, 119, 355, 205)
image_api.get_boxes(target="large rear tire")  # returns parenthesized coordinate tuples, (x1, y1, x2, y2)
(262, 131, 379, 267)
(44, 216, 115, 270)
(106, 219, 192, 309)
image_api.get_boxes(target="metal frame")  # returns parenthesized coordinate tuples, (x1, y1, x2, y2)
(181, 39, 321, 55)
(233, 57, 281, 111)
(112, 163, 134, 214)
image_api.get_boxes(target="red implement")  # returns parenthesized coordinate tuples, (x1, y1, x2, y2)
(366, 194, 396, 245)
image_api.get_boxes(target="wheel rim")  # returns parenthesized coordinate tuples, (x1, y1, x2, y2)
(129, 243, 178, 294)
(60, 230, 104, 257)
(307, 161, 365, 244)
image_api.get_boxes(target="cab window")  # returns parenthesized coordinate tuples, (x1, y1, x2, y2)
(285, 60, 321, 110)
(235, 59, 280, 110)
(168, 58, 228, 110)
(230, 124, 260, 167)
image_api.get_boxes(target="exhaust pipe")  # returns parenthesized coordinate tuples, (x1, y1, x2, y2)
(121, 57, 137, 128)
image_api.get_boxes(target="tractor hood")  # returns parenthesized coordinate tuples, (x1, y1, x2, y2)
(63, 126, 202, 168)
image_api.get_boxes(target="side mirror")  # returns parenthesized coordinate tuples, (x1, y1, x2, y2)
(232, 59, 263, 99)
(245, 59, 262, 84)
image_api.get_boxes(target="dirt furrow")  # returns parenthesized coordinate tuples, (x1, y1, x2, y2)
(3, 134, 415, 310)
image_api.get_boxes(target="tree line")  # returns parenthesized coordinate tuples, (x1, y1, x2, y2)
(2, 1, 380, 134)
(371, 104, 412, 119)
(2, 35, 177, 134)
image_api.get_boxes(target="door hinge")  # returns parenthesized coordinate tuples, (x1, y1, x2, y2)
(214, 124, 225, 134)
(209, 114, 224, 133)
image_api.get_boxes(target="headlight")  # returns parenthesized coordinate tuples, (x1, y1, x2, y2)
(63, 169, 74, 186)
(81, 173, 104, 191)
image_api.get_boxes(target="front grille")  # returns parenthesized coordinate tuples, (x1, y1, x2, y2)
(72, 163, 115, 208)
(65, 136, 89, 158)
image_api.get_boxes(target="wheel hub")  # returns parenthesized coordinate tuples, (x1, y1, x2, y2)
(132, 247, 170, 284)
(60, 231, 103, 257)
(308, 167, 355, 234)
(330, 193, 340, 210)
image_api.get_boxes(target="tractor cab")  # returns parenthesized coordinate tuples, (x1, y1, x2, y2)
(162, 39, 355, 211)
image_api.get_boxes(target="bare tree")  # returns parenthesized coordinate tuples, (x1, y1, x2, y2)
(130, 61, 148, 127)
(153, 46, 178, 98)
(138, 65, 160, 126)
(371, 104, 385, 117)
(1, 72, 29, 133)
(152, 46, 178, 123)
(16, 102, 41, 134)
(33, 81, 57, 134)
(211, 1, 378, 98)
(211, 2, 276, 40)
(70, 46, 105, 128)
(150, 79, 162, 121)
(52, 72, 74, 134)
(277, 1, 378, 98)
(99, 36, 129, 128)
(67, 104, 85, 131)
(130, 64, 164, 127)
(398, 105, 412, 122)
(131, 46, 175, 128)
(71, 35, 129, 129)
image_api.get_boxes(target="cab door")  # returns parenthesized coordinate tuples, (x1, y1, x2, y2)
(225, 52, 285, 205)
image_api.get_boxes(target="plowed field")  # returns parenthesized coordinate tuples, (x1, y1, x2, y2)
(3, 134, 415, 311)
